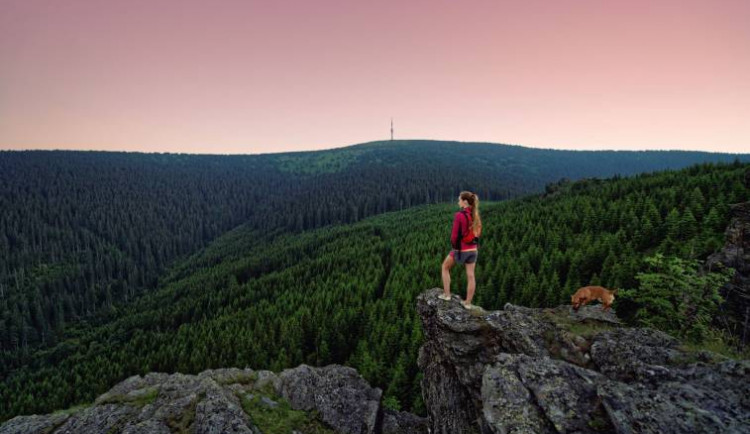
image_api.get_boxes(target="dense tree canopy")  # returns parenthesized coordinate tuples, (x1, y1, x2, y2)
(1, 159, 746, 421)
(1, 143, 745, 358)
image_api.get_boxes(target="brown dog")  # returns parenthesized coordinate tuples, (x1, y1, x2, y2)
(571, 286, 618, 311)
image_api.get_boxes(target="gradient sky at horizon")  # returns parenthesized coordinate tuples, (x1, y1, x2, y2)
(1, 0, 749, 155)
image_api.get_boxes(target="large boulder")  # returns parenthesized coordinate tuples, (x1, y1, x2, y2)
(0, 365, 427, 434)
(706, 197, 750, 347)
(417, 288, 750, 433)
(277, 364, 383, 434)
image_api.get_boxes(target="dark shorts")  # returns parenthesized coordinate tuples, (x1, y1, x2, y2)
(449, 249, 478, 264)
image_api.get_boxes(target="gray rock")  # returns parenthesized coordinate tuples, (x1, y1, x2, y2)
(94, 372, 168, 405)
(417, 341, 478, 433)
(417, 287, 750, 434)
(482, 352, 615, 433)
(597, 380, 733, 434)
(255, 369, 281, 393)
(151, 393, 198, 427)
(259, 396, 278, 408)
(705, 194, 750, 347)
(48, 404, 137, 434)
(193, 378, 256, 434)
(278, 364, 383, 434)
(505, 302, 622, 325)
(198, 367, 256, 385)
(589, 327, 683, 381)
(1, 362, 426, 434)
(381, 408, 428, 434)
(120, 418, 172, 434)
(417, 289, 602, 432)
(482, 356, 554, 434)
(0, 370, 262, 434)
(0, 413, 70, 434)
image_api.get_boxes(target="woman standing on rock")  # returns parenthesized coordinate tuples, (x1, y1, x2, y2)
(440, 191, 482, 309)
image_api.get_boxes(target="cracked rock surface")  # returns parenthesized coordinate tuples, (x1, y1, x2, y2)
(0, 365, 427, 434)
(417, 288, 750, 434)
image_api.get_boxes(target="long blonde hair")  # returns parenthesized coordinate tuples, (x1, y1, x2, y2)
(459, 191, 482, 237)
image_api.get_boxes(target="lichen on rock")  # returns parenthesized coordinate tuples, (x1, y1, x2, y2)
(417, 287, 750, 434)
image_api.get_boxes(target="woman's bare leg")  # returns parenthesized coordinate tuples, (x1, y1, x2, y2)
(465, 262, 476, 304)
(442, 254, 455, 297)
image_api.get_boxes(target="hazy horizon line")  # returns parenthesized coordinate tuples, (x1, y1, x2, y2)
(1, 138, 748, 157)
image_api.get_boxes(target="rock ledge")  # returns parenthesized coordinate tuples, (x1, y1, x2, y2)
(417, 288, 750, 434)
(0, 364, 427, 434)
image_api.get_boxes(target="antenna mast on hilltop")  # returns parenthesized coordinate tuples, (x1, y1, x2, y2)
(390, 118, 394, 141)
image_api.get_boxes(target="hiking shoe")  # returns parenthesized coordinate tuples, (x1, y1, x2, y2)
(462, 301, 480, 310)
(438, 294, 452, 301)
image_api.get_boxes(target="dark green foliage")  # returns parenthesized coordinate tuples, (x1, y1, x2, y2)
(238, 392, 333, 433)
(0, 155, 747, 422)
(1, 144, 745, 357)
(620, 254, 734, 343)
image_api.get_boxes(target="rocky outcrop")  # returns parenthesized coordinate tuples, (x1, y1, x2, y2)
(0, 365, 427, 434)
(417, 288, 750, 434)
(706, 170, 750, 346)
(277, 364, 382, 433)
(6, 286, 749, 433)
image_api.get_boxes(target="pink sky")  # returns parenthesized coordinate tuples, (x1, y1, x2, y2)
(1, 0, 748, 154)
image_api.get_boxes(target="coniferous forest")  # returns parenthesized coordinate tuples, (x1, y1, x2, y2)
(1, 149, 747, 420)
(0, 141, 745, 358)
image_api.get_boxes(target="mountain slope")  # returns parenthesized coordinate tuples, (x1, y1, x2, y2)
(2, 141, 747, 358)
(1, 160, 747, 421)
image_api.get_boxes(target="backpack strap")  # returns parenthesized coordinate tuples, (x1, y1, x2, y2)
(461, 209, 472, 239)
(454, 211, 463, 259)
(461, 209, 479, 246)
(454, 209, 473, 259)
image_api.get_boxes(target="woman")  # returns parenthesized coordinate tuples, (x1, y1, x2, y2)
(440, 191, 482, 309)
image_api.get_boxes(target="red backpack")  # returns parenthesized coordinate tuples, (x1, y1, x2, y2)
(454, 209, 479, 260)
(458, 209, 476, 244)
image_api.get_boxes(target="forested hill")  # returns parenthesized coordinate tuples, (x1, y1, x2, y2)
(1, 160, 747, 421)
(1, 142, 747, 359)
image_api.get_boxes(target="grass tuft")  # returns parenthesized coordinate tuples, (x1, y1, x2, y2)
(237, 392, 334, 434)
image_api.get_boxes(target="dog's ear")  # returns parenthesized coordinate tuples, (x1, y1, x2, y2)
(612, 288, 619, 295)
